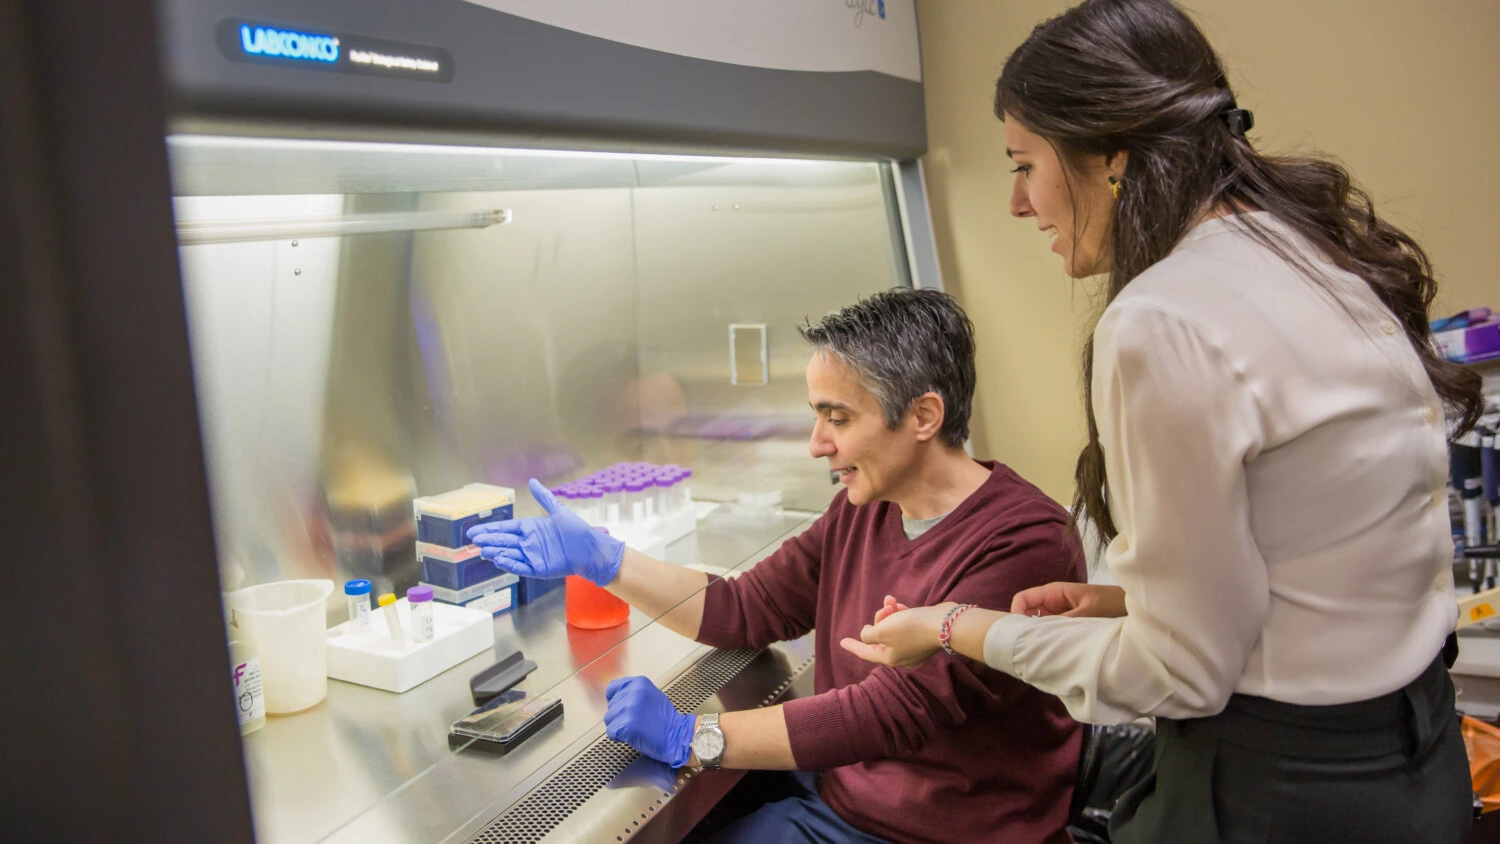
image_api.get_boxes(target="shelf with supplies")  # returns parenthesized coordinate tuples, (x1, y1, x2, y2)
(1465, 355, 1500, 396)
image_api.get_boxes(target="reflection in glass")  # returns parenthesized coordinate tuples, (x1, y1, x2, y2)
(171, 134, 908, 844)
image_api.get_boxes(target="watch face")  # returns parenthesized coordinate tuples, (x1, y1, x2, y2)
(693, 729, 725, 760)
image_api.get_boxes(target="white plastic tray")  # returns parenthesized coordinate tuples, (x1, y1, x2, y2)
(326, 599, 494, 693)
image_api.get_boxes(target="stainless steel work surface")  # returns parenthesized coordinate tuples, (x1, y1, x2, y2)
(461, 640, 818, 844)
(244, 511, 817, 844)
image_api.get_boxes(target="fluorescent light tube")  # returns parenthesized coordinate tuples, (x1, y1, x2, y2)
(177, 208, 511, 245)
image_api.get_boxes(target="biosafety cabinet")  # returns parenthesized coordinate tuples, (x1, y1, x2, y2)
(3, 2, 938, 842)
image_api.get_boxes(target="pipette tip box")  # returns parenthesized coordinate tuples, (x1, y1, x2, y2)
(326, 600, 495, 693)
(413, 483, 514, 548)
(518, 576, 564, 605)
(427, 574, 519, 616)
(418, 542, 501, 591)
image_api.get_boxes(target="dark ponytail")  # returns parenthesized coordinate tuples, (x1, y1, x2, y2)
(996, 0, 1484, 542)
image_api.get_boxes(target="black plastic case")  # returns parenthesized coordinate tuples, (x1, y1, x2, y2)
(449, 689, 563, 755)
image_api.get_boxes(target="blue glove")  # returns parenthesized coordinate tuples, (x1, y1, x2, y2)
(604, 676, 696, 768)
(467, 478, 625, 588)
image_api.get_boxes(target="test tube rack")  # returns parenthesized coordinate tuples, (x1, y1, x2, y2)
(326, 599, 494, 693)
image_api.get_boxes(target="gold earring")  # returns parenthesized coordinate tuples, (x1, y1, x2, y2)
(1108, 176, 1122, 200)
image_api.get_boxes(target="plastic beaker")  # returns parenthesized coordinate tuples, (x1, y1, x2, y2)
(227, 579, 335, 714)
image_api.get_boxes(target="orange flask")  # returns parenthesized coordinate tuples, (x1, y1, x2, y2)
(566, 576, 630, 629)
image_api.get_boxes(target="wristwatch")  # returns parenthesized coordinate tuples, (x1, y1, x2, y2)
(690, 714, 725, 769)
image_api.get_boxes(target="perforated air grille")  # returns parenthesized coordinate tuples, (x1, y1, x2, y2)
(659, 648, 762, 711)
(467, 648, 768, 844)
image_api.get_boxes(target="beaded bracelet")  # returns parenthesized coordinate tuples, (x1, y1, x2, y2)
(938, 603, 976, 656)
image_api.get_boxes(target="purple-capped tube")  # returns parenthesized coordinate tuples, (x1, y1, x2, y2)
(407, 585, 434, 644)
(677, 468, 693, 512)
(625, 479, 649, 524)
(566, 485, 582, 523)
(601, 479, 623, 524)
(668, 467, 686, 505)
(616, 480, 633, 525)
(640, 476, 658, 520)
(571, 484, 593, 524)
(638, 472, 655, 518)
(653, 472, 673, 518)
(587, 486, 606, 525)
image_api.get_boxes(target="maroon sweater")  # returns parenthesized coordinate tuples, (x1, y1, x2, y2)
(697, 461, 1084, 844)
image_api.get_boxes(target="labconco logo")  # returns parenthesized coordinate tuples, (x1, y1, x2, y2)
(239, 24, 340, 63)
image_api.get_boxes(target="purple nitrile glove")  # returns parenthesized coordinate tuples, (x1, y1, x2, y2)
(467, 478, 625, 588)
(603, 676, 696, 768)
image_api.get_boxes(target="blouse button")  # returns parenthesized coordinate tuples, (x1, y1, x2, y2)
(1433, 489, 1447, 508)
(1379, 320, 1398, 336)
(1424, 406, 1440, 424)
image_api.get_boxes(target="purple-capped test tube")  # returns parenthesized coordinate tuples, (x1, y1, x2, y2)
(616, 479, 638, 524)
(585, 485, 605, 525)
(568, 484, 591, 524)
(600, 479, 623, 524)
(636, 474, 656, 520)
(653, 471, 673, 517)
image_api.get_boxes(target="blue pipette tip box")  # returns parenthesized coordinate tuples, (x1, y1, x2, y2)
(417, 542, 502, 591)
(518, 576, 564, 605)
(413, 483, 514, 548)
(426, 574, 519, 617)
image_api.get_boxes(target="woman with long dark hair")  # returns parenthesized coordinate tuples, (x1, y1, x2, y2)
(844, 0, 1485, 840)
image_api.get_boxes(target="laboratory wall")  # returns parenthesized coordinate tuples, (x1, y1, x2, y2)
(918, 0, 1500, 503)
(171, 140, 904, 594)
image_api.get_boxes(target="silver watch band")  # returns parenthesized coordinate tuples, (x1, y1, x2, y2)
(693, 713, 724, 769)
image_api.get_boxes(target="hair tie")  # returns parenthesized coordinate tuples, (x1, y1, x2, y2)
(1223, 107, 1255, 138)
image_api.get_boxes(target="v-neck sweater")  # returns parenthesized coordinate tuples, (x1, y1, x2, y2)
(697, 461, 1084, 844)
(901, 510, 949, 539)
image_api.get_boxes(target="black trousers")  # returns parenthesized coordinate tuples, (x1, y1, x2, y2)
(1110, 652, 1472, 843)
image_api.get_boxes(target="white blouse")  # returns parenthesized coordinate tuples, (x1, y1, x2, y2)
(984, 212, 1457, 724)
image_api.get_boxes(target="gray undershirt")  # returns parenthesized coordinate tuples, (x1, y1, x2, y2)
(902, 510, 951, 540)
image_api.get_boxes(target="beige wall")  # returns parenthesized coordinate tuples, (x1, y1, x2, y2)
(918, 0, 1500, 504)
